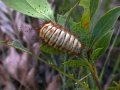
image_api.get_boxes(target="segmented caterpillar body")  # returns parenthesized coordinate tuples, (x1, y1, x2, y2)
(39, 22, 82, 55)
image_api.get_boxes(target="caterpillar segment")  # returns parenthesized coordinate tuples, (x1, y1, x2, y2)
(39, 22, 82, 56)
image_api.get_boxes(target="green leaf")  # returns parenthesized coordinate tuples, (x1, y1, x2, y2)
(40, 43, 63, 54)
(3, 0, 54, 21)
(91, 7, 120, 46)
(62, 60, 87, 68)
(90, 48, 103, 62)
(80, 0, 90, 9)
(93, 30, 113, 57)
(90, 0, 99, 18)
(79, 0, 90, 31)
(9, 40, 31, 54)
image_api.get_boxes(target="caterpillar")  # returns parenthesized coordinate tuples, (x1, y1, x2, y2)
(39, 22, 82, 56)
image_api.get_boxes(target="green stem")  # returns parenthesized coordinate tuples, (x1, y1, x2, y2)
(9, 43, 87, 89)
(86, 60, 102, 90)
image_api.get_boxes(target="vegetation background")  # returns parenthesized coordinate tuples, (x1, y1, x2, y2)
(0, 0, 120, 90)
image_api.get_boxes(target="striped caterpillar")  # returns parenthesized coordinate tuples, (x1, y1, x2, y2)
(39, 22, 82, 56)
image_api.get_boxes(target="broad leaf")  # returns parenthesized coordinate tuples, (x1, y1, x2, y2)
(93, 30, 113, 57)
(90, 48, 103, 62)
(3, 0, 54, 21)
(91, 7, 120, 46)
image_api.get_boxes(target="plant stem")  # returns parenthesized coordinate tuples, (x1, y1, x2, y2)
(86, 60, 102, 90)
(9, 42, 87, 89)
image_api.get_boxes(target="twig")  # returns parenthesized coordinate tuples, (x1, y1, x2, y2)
(86, 60, 102, 90)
